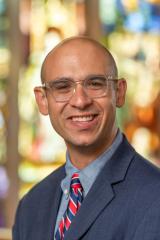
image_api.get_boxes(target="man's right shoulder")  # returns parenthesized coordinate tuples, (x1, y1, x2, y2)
(20, 164, 65, 205)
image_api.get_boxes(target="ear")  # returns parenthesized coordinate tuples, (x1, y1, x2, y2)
(34, 87, 49, 115)
(116, 78, 127, 108)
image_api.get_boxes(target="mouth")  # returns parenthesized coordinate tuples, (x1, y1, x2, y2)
(71, 115, 97, 122)
(66, 111, 101, 130)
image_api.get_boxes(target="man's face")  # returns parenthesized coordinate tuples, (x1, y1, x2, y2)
(35, 41, 126, 155)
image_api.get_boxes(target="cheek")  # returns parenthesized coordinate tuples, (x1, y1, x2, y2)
(100, 94, 116, 114)
(47, 100, 66, 132)
(100, 98, 117, 126)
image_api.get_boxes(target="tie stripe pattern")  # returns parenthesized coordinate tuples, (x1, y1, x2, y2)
(55, 173, 83, 240)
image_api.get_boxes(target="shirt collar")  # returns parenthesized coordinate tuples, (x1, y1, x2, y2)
(61, 130, 123, 197)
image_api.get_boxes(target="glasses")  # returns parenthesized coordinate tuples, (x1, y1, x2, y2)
(42, 75, 118, 102)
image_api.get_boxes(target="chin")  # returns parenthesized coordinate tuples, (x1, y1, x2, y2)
(67, 136, 98, 148)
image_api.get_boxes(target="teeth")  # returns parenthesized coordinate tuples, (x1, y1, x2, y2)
(72, 115, 94, 122)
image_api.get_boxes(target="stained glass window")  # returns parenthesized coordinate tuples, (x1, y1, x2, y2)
(100, 0, 160, 164)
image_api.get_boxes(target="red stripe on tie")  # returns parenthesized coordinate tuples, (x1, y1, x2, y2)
(68, 197, 77, 215)
(59, 218, 64, 239)
(65, 215, 71, 230)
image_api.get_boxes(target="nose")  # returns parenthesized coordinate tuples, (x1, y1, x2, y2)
(69, 84, 92, 109)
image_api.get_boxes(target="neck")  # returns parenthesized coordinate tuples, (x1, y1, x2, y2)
(66, 128, 118, 170)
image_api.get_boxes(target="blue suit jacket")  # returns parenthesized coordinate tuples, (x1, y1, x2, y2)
(13, 136, 160, 240)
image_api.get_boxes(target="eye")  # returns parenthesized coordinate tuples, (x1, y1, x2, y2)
(87, 76, 106, 89)
(50, 80, 72, 92)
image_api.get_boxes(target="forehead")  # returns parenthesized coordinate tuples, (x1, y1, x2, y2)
(42, 40, 116, 81)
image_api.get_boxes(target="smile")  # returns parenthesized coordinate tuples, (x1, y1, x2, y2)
(71, 115, 97, 122)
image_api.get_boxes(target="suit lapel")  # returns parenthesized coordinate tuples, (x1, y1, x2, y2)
(65, 136, 135, 240)
(48, 183, 63, 240)
(35, 166, 66, 240)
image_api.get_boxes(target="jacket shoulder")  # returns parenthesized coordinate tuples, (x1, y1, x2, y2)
(132, 152, 160, 182)
(21, 164, 65, 204)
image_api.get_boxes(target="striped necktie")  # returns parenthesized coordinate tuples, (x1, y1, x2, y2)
(55, 172, 83, 240)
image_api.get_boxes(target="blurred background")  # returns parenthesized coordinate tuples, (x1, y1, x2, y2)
(0, 0, 160, 238)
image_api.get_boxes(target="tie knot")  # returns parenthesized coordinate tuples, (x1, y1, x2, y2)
(71, 173, 83, 193)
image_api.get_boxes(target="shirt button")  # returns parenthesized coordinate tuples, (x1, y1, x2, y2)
(64, 189, 68, 195)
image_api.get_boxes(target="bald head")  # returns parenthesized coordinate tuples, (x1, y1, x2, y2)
(41, 36, 118, 83)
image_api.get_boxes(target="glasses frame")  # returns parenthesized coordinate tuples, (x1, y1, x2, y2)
(41, 74, 118, 102)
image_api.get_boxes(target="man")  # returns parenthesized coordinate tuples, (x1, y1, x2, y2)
(13, 37, 160, 240)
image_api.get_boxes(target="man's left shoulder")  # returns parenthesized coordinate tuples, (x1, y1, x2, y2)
(132, 151, 160, 185)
